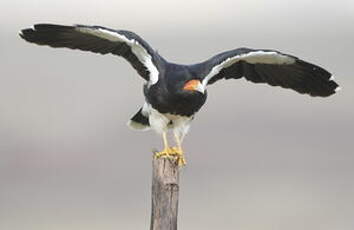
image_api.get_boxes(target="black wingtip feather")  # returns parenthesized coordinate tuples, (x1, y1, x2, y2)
(19, 24, 74, 44)
(295, 60, 341, 97)
(19, 28, 31, 40)
(19, 28, 38, 44)
(256, 60, 340, 97)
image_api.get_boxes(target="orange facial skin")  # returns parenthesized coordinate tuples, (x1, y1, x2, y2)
(183, 80, 201, 91)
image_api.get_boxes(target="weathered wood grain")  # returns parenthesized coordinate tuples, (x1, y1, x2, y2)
(150, 156, 180, 230)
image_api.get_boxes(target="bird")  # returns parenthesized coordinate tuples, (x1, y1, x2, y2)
(19, 23, 340, 166)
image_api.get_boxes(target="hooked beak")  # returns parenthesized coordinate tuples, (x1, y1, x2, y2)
(183, 80, 205, 94)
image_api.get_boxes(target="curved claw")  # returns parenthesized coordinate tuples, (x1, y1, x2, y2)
(171, 147, 187, 166)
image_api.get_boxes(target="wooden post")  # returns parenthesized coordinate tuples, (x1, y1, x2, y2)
(150, 156, 180, 230)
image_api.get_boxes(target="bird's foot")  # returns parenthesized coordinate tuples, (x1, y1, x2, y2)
(171, 147, 187, 166)
(154, 147, 175, 159)
(154, 147, 186, 166)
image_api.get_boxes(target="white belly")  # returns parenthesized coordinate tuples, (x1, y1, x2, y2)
(147, 103, 192, 137)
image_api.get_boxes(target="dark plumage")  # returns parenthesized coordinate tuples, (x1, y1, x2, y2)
(20, 23, 340, 165)
(144, 64, 207, 116)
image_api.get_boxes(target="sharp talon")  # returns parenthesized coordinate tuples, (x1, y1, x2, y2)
(177, 157, 186, 167)
(171, 146, 186, 167)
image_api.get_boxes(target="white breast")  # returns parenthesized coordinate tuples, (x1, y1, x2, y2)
(146, 103, 192, 135)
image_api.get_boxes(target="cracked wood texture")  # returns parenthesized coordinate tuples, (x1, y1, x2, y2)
(150, 157, 180, 230)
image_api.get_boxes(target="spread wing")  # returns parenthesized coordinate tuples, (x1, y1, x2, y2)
(197, 47, 340, 97)
(19, 24, 161, 84)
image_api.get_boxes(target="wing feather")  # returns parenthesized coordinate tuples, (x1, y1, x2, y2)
(19, 24, 161, 84)
(198, 47, 339, 97)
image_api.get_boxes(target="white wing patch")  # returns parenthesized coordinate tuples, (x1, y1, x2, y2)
(202, 51, 296, 87)
(76, 27, 159, 85)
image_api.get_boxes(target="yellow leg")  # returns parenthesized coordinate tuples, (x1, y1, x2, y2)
(162, 132, 169, 150)
(172, 132, 186, 166)
(154, 132, 174, 159)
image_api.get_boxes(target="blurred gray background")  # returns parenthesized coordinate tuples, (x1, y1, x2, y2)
(1, 0, 353, 229)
